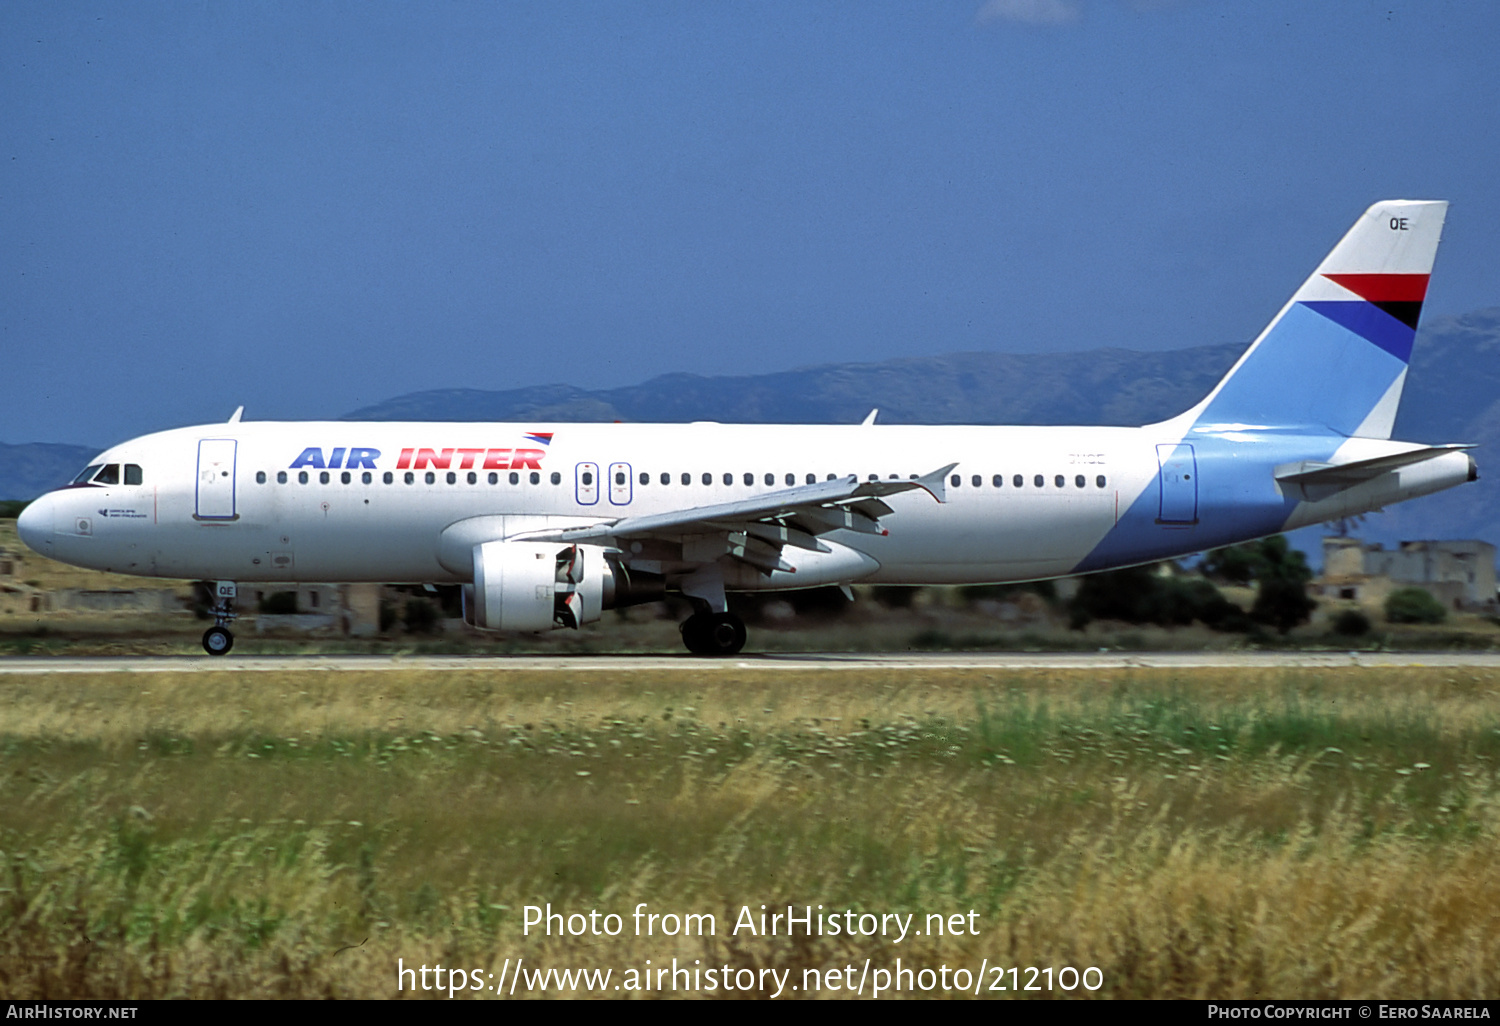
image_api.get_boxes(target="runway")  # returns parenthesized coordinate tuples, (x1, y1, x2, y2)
(5, 650, 1500, 673)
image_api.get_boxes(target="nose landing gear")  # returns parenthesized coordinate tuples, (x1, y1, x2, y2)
(201, 581, 238, 656)
(202, 624, 234, 656)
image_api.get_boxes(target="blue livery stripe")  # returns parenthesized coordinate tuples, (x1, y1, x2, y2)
(1071, 431, 1343, 575)
(1301, 301, 1417, 363)
(1194, 304, 1405, 436)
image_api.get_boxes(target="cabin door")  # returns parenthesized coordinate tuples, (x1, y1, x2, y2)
(195, 439, 238, 521)
(1155, 443, 1198, 524)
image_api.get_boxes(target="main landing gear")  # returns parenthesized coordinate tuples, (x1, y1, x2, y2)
(201, 581, 238, 656)
(680, 611, 747, 656)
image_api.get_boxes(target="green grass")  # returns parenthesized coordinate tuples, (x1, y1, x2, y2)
(1, 666, 1498, 998)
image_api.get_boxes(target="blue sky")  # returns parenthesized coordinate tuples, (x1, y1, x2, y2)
(4, 1, 1497, 446)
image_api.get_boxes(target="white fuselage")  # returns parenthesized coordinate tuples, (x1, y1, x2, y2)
(16, 419, 1473, 591)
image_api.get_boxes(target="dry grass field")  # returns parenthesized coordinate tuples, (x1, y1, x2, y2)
(1, 664, 1498, 999)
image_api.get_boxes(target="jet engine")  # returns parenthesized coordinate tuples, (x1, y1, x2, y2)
(461, 541, 662, 632)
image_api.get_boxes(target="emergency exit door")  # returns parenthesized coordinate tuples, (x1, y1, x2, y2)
(575, 462, 600, 505)
(608, 462, 633, 505)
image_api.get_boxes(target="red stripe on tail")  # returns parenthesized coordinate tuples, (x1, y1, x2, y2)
(1324, 273, 1430, 303)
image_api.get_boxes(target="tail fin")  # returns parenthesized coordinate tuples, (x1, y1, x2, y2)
(1181, 200, 1447, 439)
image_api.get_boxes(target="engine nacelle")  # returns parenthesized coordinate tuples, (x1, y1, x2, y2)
(463, 541, 645, 632)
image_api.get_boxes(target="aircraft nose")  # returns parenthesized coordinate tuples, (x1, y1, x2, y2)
(16, 493, 57, 554)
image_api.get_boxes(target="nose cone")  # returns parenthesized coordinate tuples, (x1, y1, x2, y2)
(16, 493, 56, 554)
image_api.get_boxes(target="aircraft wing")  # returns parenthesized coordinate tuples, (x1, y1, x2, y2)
(513, 462, 955, 574)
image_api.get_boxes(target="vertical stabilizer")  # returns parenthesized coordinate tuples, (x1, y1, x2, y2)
(1182, 200, 1447, 439)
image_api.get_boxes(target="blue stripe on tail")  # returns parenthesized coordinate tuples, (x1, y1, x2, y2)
(1190, 302, 1407, 437)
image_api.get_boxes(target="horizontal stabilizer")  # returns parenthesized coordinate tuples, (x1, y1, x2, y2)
(1275, 444, 1474, 489)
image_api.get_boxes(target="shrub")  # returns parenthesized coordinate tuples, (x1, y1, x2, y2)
(1331, 608, 1372, 637)
(1385, 587, 1447, 625)
(1069, 565, 1247, 631)
(1203, 536, 1312, 587)
(1251, 578, 1317, 634)
(1200, 544, 1258, 585)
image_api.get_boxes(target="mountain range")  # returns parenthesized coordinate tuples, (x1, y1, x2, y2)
(6, 306, 1498, 552)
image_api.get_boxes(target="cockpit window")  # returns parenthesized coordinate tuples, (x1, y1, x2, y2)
(93, 464, 120, 485)
(125, 464, 143, 485)
(73, 464, 103, 485)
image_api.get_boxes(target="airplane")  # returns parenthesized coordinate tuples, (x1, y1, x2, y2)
(16, 200, 1476, 657)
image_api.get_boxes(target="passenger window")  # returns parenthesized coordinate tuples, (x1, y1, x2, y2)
(992, 475, 1002, 487)
(384, 472, 394, 484)
(509, 472, 520, 485)
(723, 472, 732, 486)
(277, 471, 288, 484)
(971, 475, 981, 488)
(661, 472, 671, 485)
(1055, 475, 1065, 488)
(639, 472, 649, 485)
(405, 472, 415, 484)
(341, 471, 351, 484)
(681, 473, 690, 486)
(425, 472, 436, 484)
(1096, 475, 1107, 488)
(446, 472, 457, 484)
(73, 464, 102, 484)
(299, 471, 309, 484)
(582, 472, 594, 486)
(364, 472, 374, 484)
(618, 471, 627, 486)
(95, 464, 120, 485)
(256, 471, 266, 484)
(806, 473, 816, 485)
(125, 464, 143, 485)
(702, 472, 712, 486)
(551, 472, 562, 485)
(488, 472, 498, 485)
(467, 472, 477, 484)
(744, 472, 754, 486)
(1013, 475, 1023, 487)
(950, 474, 961, 488)
(530, 472, 541, 485)
(320, 471, 330, 485)
(1075, 474, 1085, 488)
(764, 473, 774, 486)
(1034, 475, 1043, 487)
(786, 473, 796, 486)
